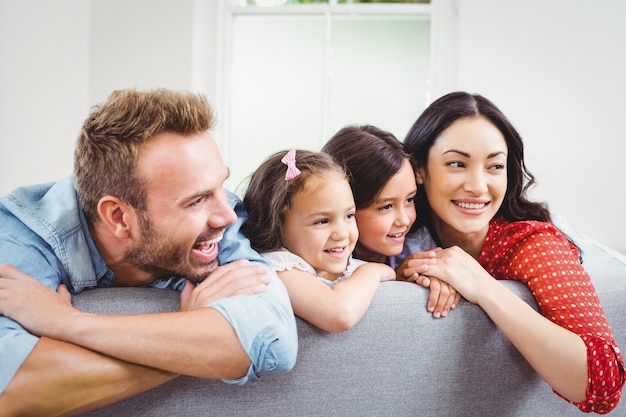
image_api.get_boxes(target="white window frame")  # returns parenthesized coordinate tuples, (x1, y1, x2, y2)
(193, 0, 458, 184)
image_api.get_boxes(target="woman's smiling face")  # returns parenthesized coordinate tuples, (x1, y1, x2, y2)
(417, 116, 508, 247)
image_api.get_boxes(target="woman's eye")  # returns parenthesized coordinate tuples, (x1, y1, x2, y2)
(406, 196, 415, 204)
(346, 212, 356, 220)
(379, 204, 392, 212)
(313, 218, 329, 225)
(489, 163, 506, 170)
(447, 161, 464, 168)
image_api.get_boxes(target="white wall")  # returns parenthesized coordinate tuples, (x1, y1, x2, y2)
(440, 0, 626, 253)
(88, 0, 198, 104)
(0, 0, 217, 187)
(1, 0, 624, 253)
(0, 0, 90, 191)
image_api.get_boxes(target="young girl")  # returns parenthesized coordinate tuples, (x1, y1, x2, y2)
(403, 91, 624, 412)
(243, 149, 395, 333)
(322, 125, 460, 318)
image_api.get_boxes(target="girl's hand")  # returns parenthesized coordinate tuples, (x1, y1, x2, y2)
(394, 249, 460, 318)
(425, 277, 460, 318)
(396, 249, 438, 285)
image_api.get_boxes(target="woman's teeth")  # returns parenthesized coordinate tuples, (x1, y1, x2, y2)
(455, 201, 486, 209)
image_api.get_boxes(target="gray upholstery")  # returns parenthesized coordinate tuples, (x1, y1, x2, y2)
(74, 264, 626, 416)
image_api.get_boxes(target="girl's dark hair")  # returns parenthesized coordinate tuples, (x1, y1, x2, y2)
(404, 91, 551, 230)
(243, 150, 346, 253)
(322, 125, 408, 209)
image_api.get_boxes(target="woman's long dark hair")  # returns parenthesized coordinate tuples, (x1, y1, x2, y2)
(404, 91, 551, 231)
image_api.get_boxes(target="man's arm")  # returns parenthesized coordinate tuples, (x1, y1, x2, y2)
(0, 337, 176, 417)
(0, 261, 271, 416)
(0, 262, 265, 377)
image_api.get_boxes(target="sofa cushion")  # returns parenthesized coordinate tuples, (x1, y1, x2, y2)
(73, 217, 626, 416)
(74, 277, 625, 416)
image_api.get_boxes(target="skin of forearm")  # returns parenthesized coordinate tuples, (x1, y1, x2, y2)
(46, 308, 251, 379)
(291, 267, 381, 333)
(477, 282, 588, 403)
(0, 337, 176, 417)
(310, 267, 380, 333)
(327, 272, 381, 332)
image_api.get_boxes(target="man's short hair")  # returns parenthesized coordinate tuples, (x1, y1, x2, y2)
(74, 88, 215, 225)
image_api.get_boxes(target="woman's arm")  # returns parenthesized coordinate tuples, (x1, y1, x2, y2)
(424, 246, 589, 402)
(279, 262, 394, 333)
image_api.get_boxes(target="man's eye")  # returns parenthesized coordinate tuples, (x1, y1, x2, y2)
(313, 218, 329, 225)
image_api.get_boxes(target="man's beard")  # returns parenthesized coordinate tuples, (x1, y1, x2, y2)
(125, 212, 219, 283)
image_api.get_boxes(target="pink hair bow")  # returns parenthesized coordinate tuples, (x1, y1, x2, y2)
(281, 149, 302, 181)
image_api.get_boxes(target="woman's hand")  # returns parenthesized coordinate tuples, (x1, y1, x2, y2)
(396, 249, 461, 318)
(396, 249, 438, 284)
(423, 246, 497, 305)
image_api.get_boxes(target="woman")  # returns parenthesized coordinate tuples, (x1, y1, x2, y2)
(403, 91, 624, 413)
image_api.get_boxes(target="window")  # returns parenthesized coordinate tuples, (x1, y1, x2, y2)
(217, 0, 431, 193)
(238, 0, 429, 5)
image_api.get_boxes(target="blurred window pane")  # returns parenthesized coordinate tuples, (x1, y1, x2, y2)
(224, 3, 430, 192)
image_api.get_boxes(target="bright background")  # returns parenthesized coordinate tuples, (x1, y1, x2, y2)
(1, 0, 624, 254)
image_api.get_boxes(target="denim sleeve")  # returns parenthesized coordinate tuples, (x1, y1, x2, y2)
(0, 231, 63, 395)
(210, 192, 298, 383)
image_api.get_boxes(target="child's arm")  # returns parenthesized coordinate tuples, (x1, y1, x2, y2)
(279, 262, 394, 333)
(396, 249, 461, 319)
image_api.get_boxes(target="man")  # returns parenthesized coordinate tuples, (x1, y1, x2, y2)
(0, 88, 298, 416)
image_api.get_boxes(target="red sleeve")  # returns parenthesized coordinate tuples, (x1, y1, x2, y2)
(482, 220, 625, 413)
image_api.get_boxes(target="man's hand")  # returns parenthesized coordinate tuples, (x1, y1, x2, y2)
(180, 259, 271, 311)
(0, 263, 74, 337)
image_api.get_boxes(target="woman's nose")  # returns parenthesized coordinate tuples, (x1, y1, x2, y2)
(464, 168, 488, 194)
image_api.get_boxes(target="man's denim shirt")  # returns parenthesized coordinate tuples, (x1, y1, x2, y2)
(0, 175, 297, 394)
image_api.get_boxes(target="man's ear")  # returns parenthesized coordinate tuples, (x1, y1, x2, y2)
(96, 196, 136, 239)
(415, 165, 426, 185)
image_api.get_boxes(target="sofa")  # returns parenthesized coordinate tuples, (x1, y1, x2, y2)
(74, 216, 626, 417)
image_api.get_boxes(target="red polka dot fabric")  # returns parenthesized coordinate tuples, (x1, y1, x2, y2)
(478, 217, 625, 413)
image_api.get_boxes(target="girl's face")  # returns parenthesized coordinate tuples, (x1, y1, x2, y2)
(417, 116, 508, 248)
(355, 158, 417, 259)
(282, 172, 359, 280)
